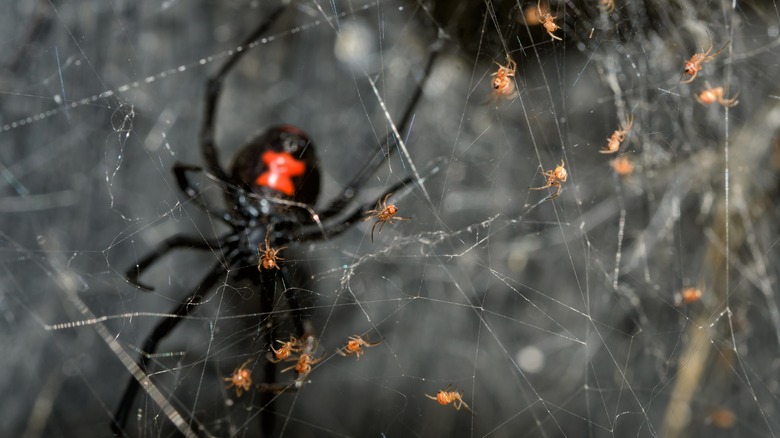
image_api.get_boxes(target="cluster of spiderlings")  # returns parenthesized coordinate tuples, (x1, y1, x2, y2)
(601, 116, 635, 177)
(226, 335, 324, 398)
(677, 38, 737, 107)
(103, 0, 757, 433)
(505, 9, 736, 190)
(224, 334, 386, 400)
(275, 335, 319, 381)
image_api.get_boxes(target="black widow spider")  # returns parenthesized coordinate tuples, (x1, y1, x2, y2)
(111, 4, 440, 436)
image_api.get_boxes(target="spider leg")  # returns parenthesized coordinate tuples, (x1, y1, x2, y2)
(200, 5, 287, 182)
(460, 399, 476, 415)
(376, 220, 388, 238)
(255, 382, 297, 394)
(298, 155, 443, 241)
(679, 68, 699, 84)
(316, 46, 441, 221)
(112, 258, 234, 434)
(710, 40, 730, 60)
(366, 339, 384, 347)
(369, 220, 382, 242)
(379, 192, 392, 208)
(547, 183, 562, 200)
(126, 234, 229, 291)
(534, 182, 563, 200)
(265, 352, 286, 363)
(719, 91, 739, 107)
(296, 172, 421, 241)
(358, 336, 383, 348)
(256, 267, 281, 436)
(173, 164, 238, 225)
(361, 209, 379, 220)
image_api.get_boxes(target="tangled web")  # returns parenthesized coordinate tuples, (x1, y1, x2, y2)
(2, 0, 780, 436)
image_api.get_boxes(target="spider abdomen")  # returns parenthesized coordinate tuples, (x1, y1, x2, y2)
(256, 151, 306, 196)
(230, 125, 321, 206)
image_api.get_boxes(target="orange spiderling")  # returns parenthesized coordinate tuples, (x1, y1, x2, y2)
(281, 353, 321, 379)
(610, 155, 634, 176)
(541, 12, 562, 41)
(600, 115, 634, 154)
(491, 56, 517, 99)
(337, 335, 383, 360)
(523, 3, 547, 25)
(529, 160, 568, 199)
(363, 193, 411, 242)
(425, 385, 474, 415)
(696, 85, 738, 107)
(224, 359, 253, 397)
(680, 38, 729, 84)
(707, 408, 737, 429)
(257, 230, 286, 270)
(266, 335, 302, 363)
(681, 287, 702, 304)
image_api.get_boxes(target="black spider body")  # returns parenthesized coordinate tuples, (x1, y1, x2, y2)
(227, 125, 321, 253)
(112, 5, 439, 436)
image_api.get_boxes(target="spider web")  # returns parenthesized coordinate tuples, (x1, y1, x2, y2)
(2, 0, 780, 436)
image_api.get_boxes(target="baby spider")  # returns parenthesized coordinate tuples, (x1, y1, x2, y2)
(600, 0, 615, 12)
(681, 287, 702, 304)
(282, 353, 321, 379)
(425, 385, 474, 415)
(529, 160, 568, 199)
(257, 230, 286, 270)
(538, 1, 562, 41)
(600, 114, 634, 154)
(707, 407, 737, 429)
(610, 155, 634, 177)
(491, 56, 517, 99)
(680, 38, 729, 84)
(266, 335, 302, 363)
(224, 359, 253, 397)
(337, 335, 383, 360)
(522, 2, 546, 25)
(696, 85, 738, 107)
(362, 193, 410, 242)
